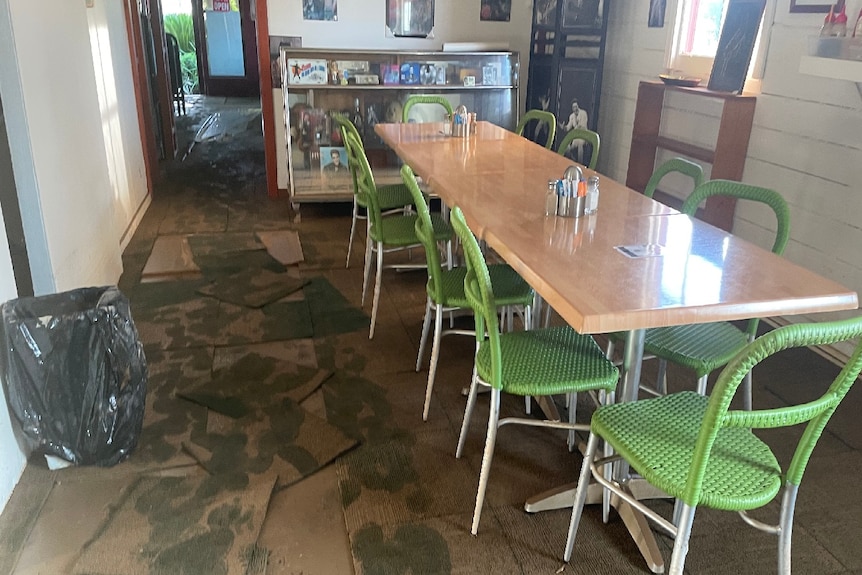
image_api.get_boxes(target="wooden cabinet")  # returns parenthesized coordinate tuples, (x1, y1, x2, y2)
(626, 81, 757, 232)
(279, 47, 519, 206)
(525, 0, 610, 166)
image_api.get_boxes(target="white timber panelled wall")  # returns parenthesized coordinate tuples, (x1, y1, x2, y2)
(268, 0, 534, 188)
(598, 0, 862, 355)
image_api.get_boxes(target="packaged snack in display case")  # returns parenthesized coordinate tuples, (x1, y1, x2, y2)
(287, 58, 328, 85)
(400, 62, 421, 85)
(382, 65, 400, 85)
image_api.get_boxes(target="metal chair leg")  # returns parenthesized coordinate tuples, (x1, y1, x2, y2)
(361, 233, 373, 305)
(369, 242, 383, 339)
(456, 345, 481, 459)
(471, 388, 501, 535)
(777, 484, 799, 575)
(422, 303, 444, 421)
(564, 432, 601, 561)
(695, 374, 709, 396)
(416, 297, 433, 372)
(668, 503, 696, 575)
(346, 198, 359, 268)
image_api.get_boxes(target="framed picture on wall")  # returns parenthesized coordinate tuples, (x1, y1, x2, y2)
(561, 0, 603, 31)
(789, 0, 832, 13)
(387, 0, 435, 37)
(534, 0, 558, 27)
(555, 62, 599, 165)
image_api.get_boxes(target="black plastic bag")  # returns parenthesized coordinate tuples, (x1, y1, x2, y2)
(0, 286, 147, 466)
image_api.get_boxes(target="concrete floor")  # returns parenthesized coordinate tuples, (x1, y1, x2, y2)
(2, 96, 862, 574)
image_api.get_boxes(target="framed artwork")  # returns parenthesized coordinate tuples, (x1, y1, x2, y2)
(648, 0, 666, 27)
(555, 62, 599, 165)
(303, 0, 338, 21)
(387, 0, 435, 37)
(534, 0, 558, 27)
(789, 0, 832, 13)
(525, 59, 555, 149)
(561, 0, 603, 31)
(480, 0, 512, 21)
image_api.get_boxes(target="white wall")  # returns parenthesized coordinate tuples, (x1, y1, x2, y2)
(598, 0, 862, 353)
(87, 0, 151, 250)
(0, 129, 26, 515)
(0, 0, 151, 514)
(0, 0, 124, 294)
(269, 0, 534, 188)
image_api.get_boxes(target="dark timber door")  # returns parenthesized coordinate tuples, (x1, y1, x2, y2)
(194, 0, 260, 97)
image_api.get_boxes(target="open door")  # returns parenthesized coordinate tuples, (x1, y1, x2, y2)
(193, 0, 260, 97)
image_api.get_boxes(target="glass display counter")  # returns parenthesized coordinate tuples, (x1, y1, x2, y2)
(280, 47, 520, 204)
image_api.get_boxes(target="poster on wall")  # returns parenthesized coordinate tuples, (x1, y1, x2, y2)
(480, 0, 512, 21)
(387, 0, 435, 37)
(303, 0, 338, 21)
(561, 0, 602, 30)
(556, 64, 599, 166)
(648, 0, 666, 27)
(534, 0, 557, 26)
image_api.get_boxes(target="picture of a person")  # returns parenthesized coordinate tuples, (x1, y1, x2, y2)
(533, 92, 551, 145)
(322, 149, 348, 175)
(559, 99, 589, 164)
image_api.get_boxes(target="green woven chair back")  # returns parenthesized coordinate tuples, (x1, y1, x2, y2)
(343, 130, 382, 230)
(680, 316, 862, 506)
(643, 157, 704, 199)
(450, 206, 504, 389)
(515, 109, 557, 150)
(402, 95, 454, 123)
(557, 128, 601, 170)
(401, 165, 446, 300)
(332, 113, 363, 200)
(681, 179, 790, 339)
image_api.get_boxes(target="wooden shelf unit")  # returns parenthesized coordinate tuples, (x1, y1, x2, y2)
(626, 81, 757, 232)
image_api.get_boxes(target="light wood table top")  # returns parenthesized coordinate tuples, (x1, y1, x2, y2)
(376, 121, 858, 334)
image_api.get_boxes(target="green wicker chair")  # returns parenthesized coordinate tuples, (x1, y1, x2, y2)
(633, 180, 790, 410)
(343, 131, 453, 339)
(331, 114, 414, 268)
(402, 95, 454, 123)
(402, 166, 535, 421)
(450, 206, 619, 535)
(643, 157, 704, 199)
(515, 109, 557, 150)
(557, 128, 600, 170)
(564, 315, 862, 575)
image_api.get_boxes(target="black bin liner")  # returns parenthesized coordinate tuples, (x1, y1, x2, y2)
(1, 286, 147, 466)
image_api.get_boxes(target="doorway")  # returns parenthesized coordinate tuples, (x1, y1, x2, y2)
(192, 0, 260, 97)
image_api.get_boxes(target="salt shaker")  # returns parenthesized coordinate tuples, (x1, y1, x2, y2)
(545, 180, 558, 216)
(585, 175, 600, 214)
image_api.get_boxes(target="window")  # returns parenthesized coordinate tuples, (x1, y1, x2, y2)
(668, 0, 773, 89)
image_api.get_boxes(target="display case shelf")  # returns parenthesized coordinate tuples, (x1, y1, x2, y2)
(280, 47, 520, 206)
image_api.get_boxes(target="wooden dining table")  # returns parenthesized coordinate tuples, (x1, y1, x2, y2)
(375, 120, 859, 572)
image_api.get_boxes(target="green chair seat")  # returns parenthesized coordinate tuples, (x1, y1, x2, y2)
(370, 212, 450, 246)
(593, 391, 781, 511)
(434, 264, 533, 309)
(642, 321, 749, 378)
(476, 325, 618, 397)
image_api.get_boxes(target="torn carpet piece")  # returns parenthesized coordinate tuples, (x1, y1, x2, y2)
(256, 230, 304, 265)
(71, 472, 277, 575)
(184, 397, 358, 489)
(196, 268, 309, 308)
